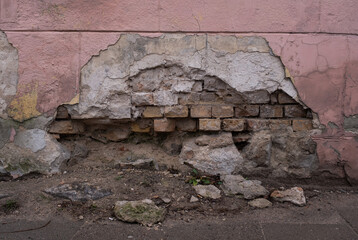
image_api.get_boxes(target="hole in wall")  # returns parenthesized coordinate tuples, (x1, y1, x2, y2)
(47, 34, 318, 178)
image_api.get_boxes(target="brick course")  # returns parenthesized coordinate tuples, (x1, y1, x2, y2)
(199, 119, 221, 131)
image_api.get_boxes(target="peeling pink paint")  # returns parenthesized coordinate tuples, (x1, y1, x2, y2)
(265, 34, 358, 183)
(5, 32, 122, 114)
(1, 1, 357, 183)
(1, 0, 358, 34)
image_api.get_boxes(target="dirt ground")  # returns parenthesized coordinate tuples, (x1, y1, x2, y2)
(1, 139, 358, 225)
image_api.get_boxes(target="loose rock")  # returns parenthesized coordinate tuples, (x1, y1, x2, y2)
(161, 197, 171, 204)
(221, 174, 269, 200)
(193, 185, 221, 199)
(0, 129, 70, 177)
(270, 187, 306, 206)
(180, 133, 244, 175)
(114, 199, 166, 225)
(248, 198, 272, 208)
(44, 182, 112, 202)
(190, 195, 199, 203)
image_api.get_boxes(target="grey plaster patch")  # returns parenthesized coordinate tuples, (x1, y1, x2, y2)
(69, 34, 299, 120)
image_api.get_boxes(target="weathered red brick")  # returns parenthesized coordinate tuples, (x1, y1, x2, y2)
(154, 119, 176, 132)
(222, 119, 246, 132)
(246, 119, 270, 131)
(235, 105, 259, 117)
(132, 93, 154, 106)
(260, 105, 283, 118)
(212, 105, 234, 118)
(270, 92, 278, 104)
(142, 107, 163, 118)
(56, 106, 69, 119)
(49, 120, 85, 134)
(278, 92, 296, 104)
(176, 118, 197, 132)
(269, 119, 292, 130)
(178, 93, 200, 105)
(164, 106, 188, 118)
(191, 105, 212, 118)
(284, 105, 307, 118)
(131, 121, 152, 133)
(292, 119, 313, 131)
(200, 92, 217, 102)
(243, 90, 270, 104)
(199, 119, 221, 131)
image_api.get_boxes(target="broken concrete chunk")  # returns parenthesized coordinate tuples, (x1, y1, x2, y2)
(221, 175, 269, 200)
(44, 182, 112, 202)
(114, 199, 166, 225)
(248, 198, 272, 208)
(181, 133, 244, 175)
(193, 185, 221, 199)
(270, 187, 306, 206)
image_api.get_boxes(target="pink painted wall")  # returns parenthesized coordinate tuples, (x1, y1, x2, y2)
(1, 0, 357, 183)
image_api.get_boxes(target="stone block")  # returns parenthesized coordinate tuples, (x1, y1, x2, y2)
(284, 105, 307, 118)
(269, 119, 292, 130)
(246, 119, 270, 131)
(260, 105, 283, 118)
(191, 105, 212, 118)
(164, 106, 188, 118)
(153, 91, 178, 106)
(49, 121, 85, 134)
(212, 106, 234, 118)
(222, 119, 246, 132)
(292, 119, 313, 131)
(200, 92, 217, 102)
(223, 91, 245, 104)
(142, 107, 163, 118)
(278, 92, 296, 104)
(192, 81, 203, 92)
(235, 105, 259, 117)
(102, 127, 131, 141)
(203, 77, 227, 91)
(270, 93, 278, 104)
(243, 90, 270, 104)
(176, 118, 197, 132)
(56, 106, 69, 119)
(154, 119, 176, 132)
(131, 122, 151, 133)
(173, 80, 195, 93)
(132, 93, 154, 106)
(178, 93, 200, 105)
(199, 119, 221, 131)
